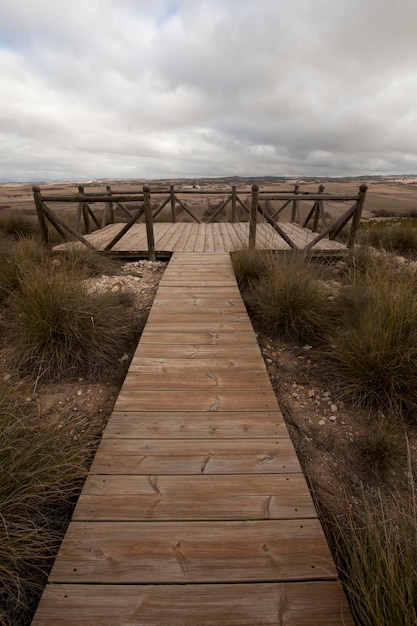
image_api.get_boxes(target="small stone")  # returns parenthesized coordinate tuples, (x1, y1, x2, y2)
(318, 419, 326, 425)
(330, 404, 338, 412)
(77, 390, 83, 396)
(308, 389, 315, 398)
(329, 415, 337, 422)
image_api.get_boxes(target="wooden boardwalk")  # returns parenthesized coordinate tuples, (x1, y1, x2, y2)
(32, 253, 353, 625)
(54, 222, 347, 255)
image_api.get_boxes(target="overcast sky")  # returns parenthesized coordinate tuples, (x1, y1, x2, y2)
(1, 0, 416, 181)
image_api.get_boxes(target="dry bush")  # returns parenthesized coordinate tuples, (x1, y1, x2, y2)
(330, 261, 417, 415)
(0, 382, 88, 625)
(7, 265, 138, 381)
(245, 254, 336, 343)
(331, 481, 417, 626)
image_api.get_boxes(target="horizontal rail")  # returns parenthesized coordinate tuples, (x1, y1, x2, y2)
(258, 194, 359, 202)
(38, 194, 144, 203)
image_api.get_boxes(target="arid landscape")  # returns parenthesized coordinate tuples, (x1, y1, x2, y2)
(1, 175, 417, 225)
(1, 175, 417, 624)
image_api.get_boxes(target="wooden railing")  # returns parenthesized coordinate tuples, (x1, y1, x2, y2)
(33, 182, 367, 257)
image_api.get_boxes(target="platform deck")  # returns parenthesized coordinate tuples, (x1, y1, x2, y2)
(32, 253, 353, 625)
(53, 222, 347, 255)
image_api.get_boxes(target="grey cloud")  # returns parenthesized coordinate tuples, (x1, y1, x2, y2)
(0, 0, 416, 180)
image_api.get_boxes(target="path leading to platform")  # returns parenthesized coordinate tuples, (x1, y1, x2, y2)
(32, 253, 353, 625)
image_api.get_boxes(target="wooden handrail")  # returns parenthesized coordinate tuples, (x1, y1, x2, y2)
(33, 182, 367, 253)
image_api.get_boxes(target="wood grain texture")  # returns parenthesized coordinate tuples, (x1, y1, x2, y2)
(102, 411, 287, 439)
(53, 222, 348, 255)
(50, 520, 336, 583)
(32, 582, 354, 625)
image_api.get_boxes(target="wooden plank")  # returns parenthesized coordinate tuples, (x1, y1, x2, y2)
(158, 221, 188, 251)
(133, 344, 262, 359)
(183, 223, 200, 252)
(212, 222, 226, 252)
(128, 357, 265, 372)
(32, 581, 354, 625)
(102, 411, 287, 439)
(74, 474, 313, 521)
(122, 371, 272, 390)
(134, 329, 259, 344)
(151, 297, 245, 308)
(137, 322, 253, 333)
(49, 520, 336, 583)
(88, 439, 301, 475)
(153, 222, 179, 250)
(114, 389, 278, 411)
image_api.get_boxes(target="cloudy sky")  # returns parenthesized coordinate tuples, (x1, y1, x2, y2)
(1, 0, 416, 181)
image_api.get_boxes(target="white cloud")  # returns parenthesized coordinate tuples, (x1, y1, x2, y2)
(0, 0, 416, 180)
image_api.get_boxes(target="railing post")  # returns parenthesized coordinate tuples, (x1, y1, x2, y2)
(170, 185, 176, 223)
(231, 185, 237, 223)
(349, 184, 367, 247)
(78, 185, 91, 234)
(104, 185, 115, 226)
(143, 184, 156, 261)
(312, 184, 325, 231)
(291, 183, 300, 222)
(32, 186, 49, 244)
(249, 184, 259, 248)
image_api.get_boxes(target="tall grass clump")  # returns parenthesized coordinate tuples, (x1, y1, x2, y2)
(0, 383, 88, 625)
(54, 246, 121, 277)
(359, 220, 417, 257)
(0, 238, 51, 304)
(0, 211, 39, 239)
(331, 483, 417, 626)
(330, 262, 417, 414)
(231, 248, 273, 290)
(246, 254, 336, 342)
(7, 265, 137, 381)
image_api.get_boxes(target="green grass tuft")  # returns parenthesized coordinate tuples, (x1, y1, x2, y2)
(246, 255, 336, 342)
(231, 248, 272, 290)
(359, 220, 417, 257)
(0, 383, 88, 625)
(7, 265, 138, 381)
(332, 482, 417, 626)
(330, 263, 417, 414)
(0, 211, 39, 239)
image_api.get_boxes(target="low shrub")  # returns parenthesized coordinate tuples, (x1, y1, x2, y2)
(0, 383, 88, 625)
(231, 248, 272, 290)
(54, 246, 121, 278)
(7, 265, 137, 381)
(247, 255, 336, 342)
(0, 238, 50, 304)
(332, 484, 417, 626)
(359, 220, 417, 257)
(330, 263, 417, 414)
(0, 211, 38, 239)
(350, 417, 405, 480)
